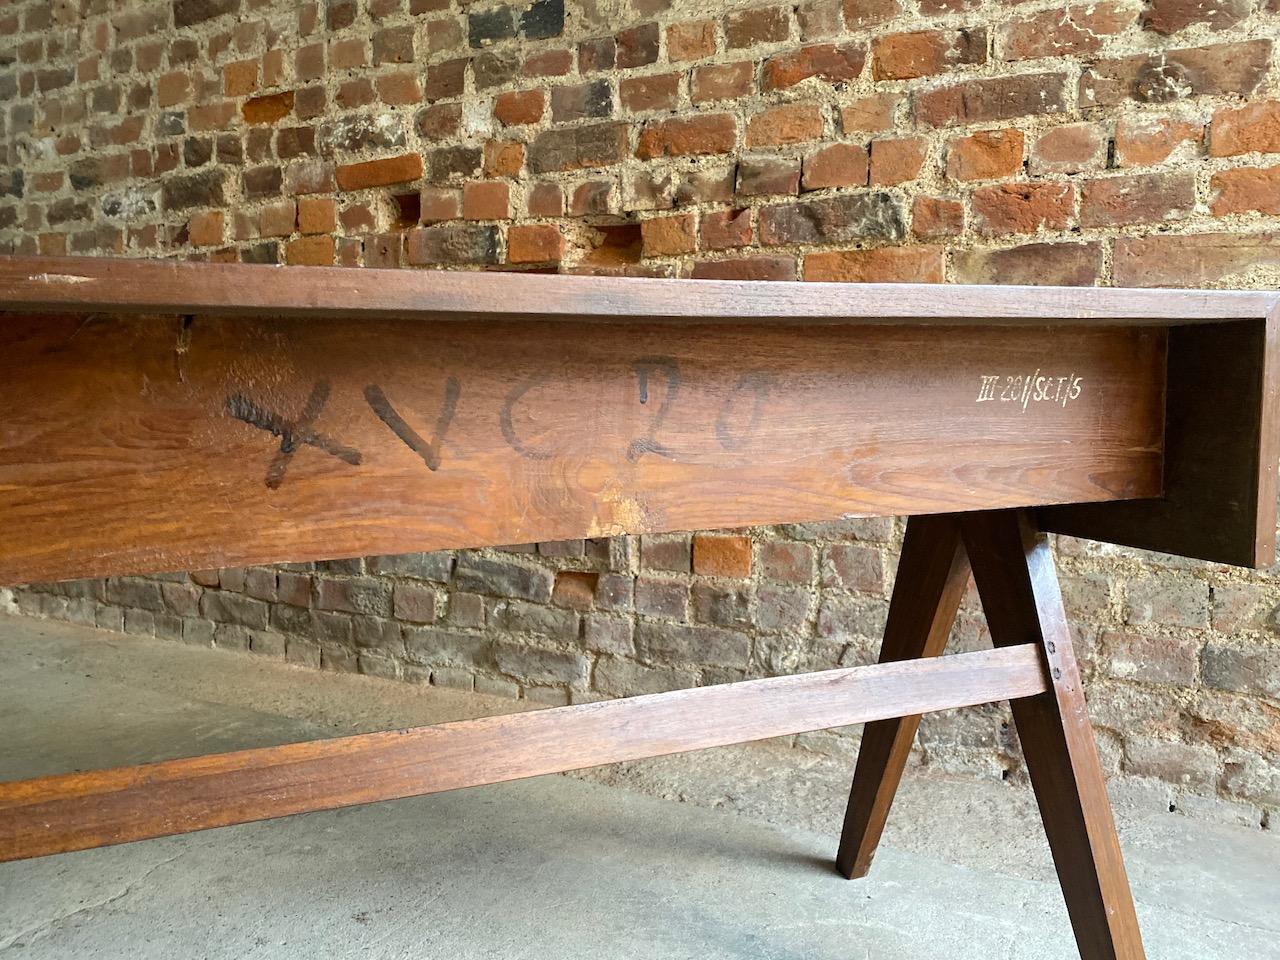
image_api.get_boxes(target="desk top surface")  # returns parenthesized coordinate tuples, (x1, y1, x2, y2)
(3, 254, 1277, 325)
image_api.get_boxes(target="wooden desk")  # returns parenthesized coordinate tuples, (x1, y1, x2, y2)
(2, 255, 1277, 960)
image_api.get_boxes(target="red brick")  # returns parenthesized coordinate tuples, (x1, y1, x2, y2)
(295, 44, 325, 81)
(494, 89, 545, 126)
(285, 160, 337, 195)
(700, 208, 753, 249)
(259, 199, 296, 237)
(1079, 172, 1194, 227)
(377, 71, 423, 105)
(463, 180, 510, 220)
(840, 92, 901, 133)
(507, 223, 565, 263)
(1029, 123, 1105, 175)
(570, 181, 613, 216)
(915, 73, 1068, 127)
(1210, 166, 1280, 216)
(747, 103, 824, 147)
(188, 210, 224, 246)
(1114, 115, 1203, 167)
(223, 57, 258, 96)
(912, 196, 964, 237)
(972, 183, 1074, 235)
(189, 102, 238, 131)
(954, 241, 1102, 285)
(286, 234, 335, 265)
(804, 247, 944, 283)
(691, 61, 754, 103)
(641, 213, 697, 256)
(552, 571, 598, 611)
(1113, 232, 1280, 287)
(297, 196, 337, 234)
(419, 102, 462, 141)
(551, 80, 612, 123)
(38, 233, 67, 257)
(242, 91, 294, 124)
(667, 20, 716, 61)
(636, 114, 736, 158)
(802, 143, 869, 189)
(621, 72, 680, 112)
(758, 541, 814, 582)
(692, 534, 752, 578)
(484, 140, 525, 178)
(1078, 41, 1271, 109)
(425, 57, 467, 101)
(330, 38, 367, 70)
(264, 48, 284, 86)
(525, 48, 573, 76)
(692, 256, 797, 280)
(527, 182, 565, 216)
(420, 186, 460, 223)
(579, 36, 616, 73)
(724, 6, 790, 48)
(156, 71, 190, 107)
(762, 42, 866, 91)
(869, 136, 927, 185)
(998, 3, 1135, 61)
(336, 153, 424, 190)
(946, 128, 1023, 181)
(1144, 0, 1250, 34)
(798, 0, 843, 39)
(843, 0, 900, 28)
(872, 29, 983, 81)
(1210, 100, 1280, 157)
(617, 22, 660, 68)
(340, 202, 377, 232)
(822, 543, 884, 591)
(337, 77, 377, 110)
(294, 86, 327, 120)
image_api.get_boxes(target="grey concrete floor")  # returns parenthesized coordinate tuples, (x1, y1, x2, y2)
(1, 616, 1276, 959)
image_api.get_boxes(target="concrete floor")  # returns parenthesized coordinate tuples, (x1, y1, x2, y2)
(1, 616, 1276, 959)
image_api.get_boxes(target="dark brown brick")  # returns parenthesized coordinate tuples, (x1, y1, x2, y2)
(758, 192, 904, 245)
(953, 241, 1103, 285)
(1079, 40, 1271, 108)
(528, 122, 628, 173)
(915, 73, 1069, 127)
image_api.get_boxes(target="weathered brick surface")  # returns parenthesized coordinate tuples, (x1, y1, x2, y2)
(7, 0, 1280, 827)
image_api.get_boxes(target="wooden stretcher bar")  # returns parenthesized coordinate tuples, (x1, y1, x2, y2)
(0, 643, 1047, 862)
(3, 255, 1279, 960)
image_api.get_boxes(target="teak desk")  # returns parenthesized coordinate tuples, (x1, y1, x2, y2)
(2, 255, 1278, 960)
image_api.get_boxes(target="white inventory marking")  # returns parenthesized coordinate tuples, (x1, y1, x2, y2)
(976, 370, 1083, 411)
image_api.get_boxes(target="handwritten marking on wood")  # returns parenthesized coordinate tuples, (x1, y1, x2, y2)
(364, 378, 460, 472)
(226, 380, 363, 489)
(0, 316, 1166, 584)
(977, 371, 1084, 411)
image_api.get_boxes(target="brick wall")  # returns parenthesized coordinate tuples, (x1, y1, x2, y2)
(3, 0, 1279, 826)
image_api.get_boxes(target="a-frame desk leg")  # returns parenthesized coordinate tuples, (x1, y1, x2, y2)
(835, 514, 971, 879)
(838, 509, 1146, 960)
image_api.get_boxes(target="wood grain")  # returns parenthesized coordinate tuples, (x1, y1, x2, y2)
(2, 254, 1275, 323)
(0, 315, 1166, 584)
(1041, 314, 1280, 567)
(0, 643, 1048, 863)
(963, 511, 1145, 960)
(836, 514, 972, 879)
